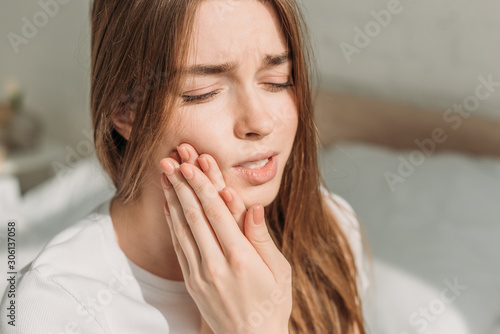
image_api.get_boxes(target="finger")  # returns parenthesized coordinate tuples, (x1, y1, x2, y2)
(160, 163, 202, 274)
(161, 158, 226, 263)
(197, 154, 227, 192)
(164, 201, 190, 278)
(245, 204, 291, 280)
(177, 143, 201, 168)
(175, 161, 249, 260)
(220, 186, 247, 235)
(197, 155, 247, 234)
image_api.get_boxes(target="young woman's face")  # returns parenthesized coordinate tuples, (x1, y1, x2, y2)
(162, 0, 298, 208)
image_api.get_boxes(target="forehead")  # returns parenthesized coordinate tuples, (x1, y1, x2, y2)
(185, 0, 289, 67)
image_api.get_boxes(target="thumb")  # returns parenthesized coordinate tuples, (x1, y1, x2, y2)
(245, 204, 285, 276)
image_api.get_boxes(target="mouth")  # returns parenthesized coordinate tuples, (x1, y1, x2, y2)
(168, 148, 279, 186)
(233, 153, 278, 185)
(233, 150, 279, 168)
(236, 157, 270, 169)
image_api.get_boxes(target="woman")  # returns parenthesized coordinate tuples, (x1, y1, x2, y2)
(1, 0, 368, 333)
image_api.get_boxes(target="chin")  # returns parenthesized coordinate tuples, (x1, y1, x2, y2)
(236, 178, 281, 210)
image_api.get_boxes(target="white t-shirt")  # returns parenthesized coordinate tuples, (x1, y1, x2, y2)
(0, 186, 368, 333)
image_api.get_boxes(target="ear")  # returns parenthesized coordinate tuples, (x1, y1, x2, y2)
(111, 107, 134, 141)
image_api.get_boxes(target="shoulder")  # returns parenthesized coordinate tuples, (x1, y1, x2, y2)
(1, 268, 106, 333)
(320, 185, 358, 234)
(0, 200, 132, 332)
(27, 200, 116, 280)
(0, 210, 109, 332)
(319, 185, 370, 298)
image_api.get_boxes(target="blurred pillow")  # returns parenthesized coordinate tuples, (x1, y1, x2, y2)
(0, 175, 21, 225)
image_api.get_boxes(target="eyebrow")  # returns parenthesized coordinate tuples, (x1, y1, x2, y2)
(182, 51, 292, 76)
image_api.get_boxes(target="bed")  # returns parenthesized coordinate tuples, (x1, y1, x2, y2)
(314, 90, 500, 334)
(1, 90, 499, 333)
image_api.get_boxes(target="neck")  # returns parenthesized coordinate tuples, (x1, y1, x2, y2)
(110, 183, 184, 281)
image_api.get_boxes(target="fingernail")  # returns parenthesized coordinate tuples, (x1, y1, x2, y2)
(180, 164, 194, 179)
(163, 160, 175, 174)
(164, 201, 170, 216)
(199, 157, 209, 172)
(253, 205, 264, 225)
(177, 146, 189, 161)
(221, 189, 232, 203)
(161, 173, 171, 188)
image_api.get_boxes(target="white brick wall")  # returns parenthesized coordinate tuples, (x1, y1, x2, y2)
(303, 0, 500, 120)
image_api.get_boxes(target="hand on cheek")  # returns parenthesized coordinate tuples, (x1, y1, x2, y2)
(159, 145, 293, 334)
(171, 143, 247, 234)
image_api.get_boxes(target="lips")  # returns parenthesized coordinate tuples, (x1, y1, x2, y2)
(233, 154, 278, 185)
(234, 150, 279, 167)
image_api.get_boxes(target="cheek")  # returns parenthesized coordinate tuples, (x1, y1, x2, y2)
(157, 114, 234, 172)
(277, 102, 299, 140)
(168, 112, 228, 149)
(181, 121, 231, 157)
(278, 92, 298, 123)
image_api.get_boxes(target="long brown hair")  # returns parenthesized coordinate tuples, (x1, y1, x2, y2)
(90, 0, 366, 333)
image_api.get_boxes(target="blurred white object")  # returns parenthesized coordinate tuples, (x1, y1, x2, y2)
(0, 139, 65, 192)
(0, 154, 115, 294)
(364, 260, 469, 334)
(21, 154, 115, 231)
(0, 139, 62, 176)
(0, 175, 21, 223)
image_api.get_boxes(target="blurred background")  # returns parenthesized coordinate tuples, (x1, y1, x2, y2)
(0, 0, 499, 333)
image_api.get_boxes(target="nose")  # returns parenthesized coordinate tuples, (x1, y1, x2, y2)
(233, 88, 274, 140)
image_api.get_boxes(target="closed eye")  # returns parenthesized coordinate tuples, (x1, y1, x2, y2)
(181, 82, 294, 104)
